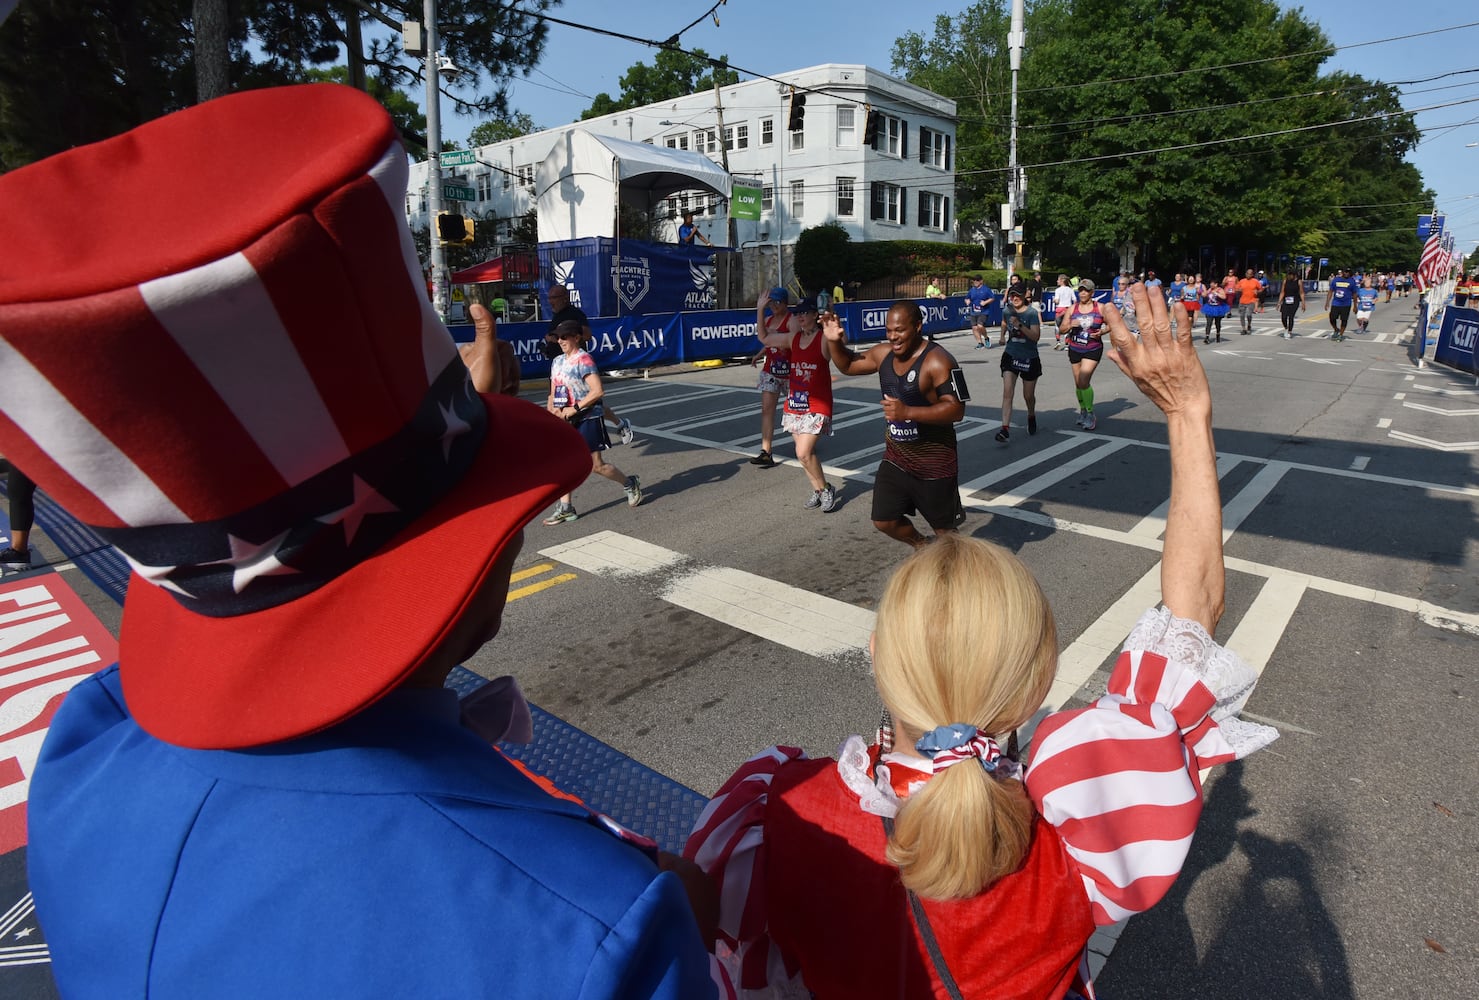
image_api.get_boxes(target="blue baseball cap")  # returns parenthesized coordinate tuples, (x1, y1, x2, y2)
(769, 287, 789, 303)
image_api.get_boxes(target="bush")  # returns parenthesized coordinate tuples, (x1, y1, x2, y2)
(794, 222, 853, 292)
(794, 226, 987, 289)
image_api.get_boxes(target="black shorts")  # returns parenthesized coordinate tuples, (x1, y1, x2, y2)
(1000, 352, 1043, 381)
(872, 460, 959, 530)
(1329, 305, 1351, 325)
(571, 410, 610, 452)
(1067, 344, 1104, 364)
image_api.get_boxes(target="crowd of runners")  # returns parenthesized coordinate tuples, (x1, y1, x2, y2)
(532, 261, 1416, 550)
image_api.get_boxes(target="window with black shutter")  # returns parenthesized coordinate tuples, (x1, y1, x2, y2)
(871, 181, 884, 221)
(900, 121, 908, 159)
(919, 126, 928, 164)
(899, 187, 907, 226)
(944, 196, 951, 230)
(918, 190, 927, 224)
(945, 135, 952, 171)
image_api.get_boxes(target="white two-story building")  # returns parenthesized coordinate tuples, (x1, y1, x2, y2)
(407, 63, 959, 250)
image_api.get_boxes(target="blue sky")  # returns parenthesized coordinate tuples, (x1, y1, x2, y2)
(459, 0, 1479, 262)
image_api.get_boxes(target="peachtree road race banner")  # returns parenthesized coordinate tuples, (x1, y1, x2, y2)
(537, 238, 728, 317)
(1433, 305, 1478, 376)
(0, 572, 118, 856)
(451, 296, 997, 378)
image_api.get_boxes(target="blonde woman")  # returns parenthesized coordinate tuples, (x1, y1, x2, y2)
(685, 283, 1277, 1000)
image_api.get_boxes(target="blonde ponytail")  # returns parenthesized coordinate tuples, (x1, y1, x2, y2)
(871, 535, 1058, 899)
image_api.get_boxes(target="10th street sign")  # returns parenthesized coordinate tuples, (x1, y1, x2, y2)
(442, 183, 476, 202)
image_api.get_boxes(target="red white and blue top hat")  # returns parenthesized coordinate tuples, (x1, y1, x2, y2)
(0, 84, 589, 748)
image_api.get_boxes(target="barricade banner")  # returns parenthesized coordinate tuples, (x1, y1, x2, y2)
(1433, 305, 1479, 375)
(537, 237, 730, 317)
(594, 312, 682, 368)
(681, 312, 760, 361)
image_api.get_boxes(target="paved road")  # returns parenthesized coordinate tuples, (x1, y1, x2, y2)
(484, 299, 1476, 998)
(5, 296, 1474, 997)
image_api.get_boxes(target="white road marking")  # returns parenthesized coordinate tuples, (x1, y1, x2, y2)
(1350, 456, 1371, 470)
(1220, 461, 1290, 540)
(1387, 429, 1479, 452)
(1377, 417, 1394, 427)
(540, 530, 685, 577)
(1226, 574, 1309, 676)
(1410, 382, 1478, 396)
(1045, 564, 1162, 711)
(1402, 402, 1479, 416)
(662, 566, 874, 658)
(988, 440, 1132, 509)
(958, 435, 1087, 492)
(1129, 454, 1242, 539)
(540, 530, 874, 657)
(1394, 392, 1406, 400)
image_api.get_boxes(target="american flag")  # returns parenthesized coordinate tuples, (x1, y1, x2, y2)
(1416, 230, 1449, 291)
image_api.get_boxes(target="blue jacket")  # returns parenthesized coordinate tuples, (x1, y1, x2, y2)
(28, 666, 716, 999)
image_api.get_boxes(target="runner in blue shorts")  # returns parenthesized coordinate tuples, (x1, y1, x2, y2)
(996, 287, 1043, 443)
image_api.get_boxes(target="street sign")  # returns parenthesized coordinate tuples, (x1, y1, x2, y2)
(440, 150, 477, 167)
(442, 183, 476, 202)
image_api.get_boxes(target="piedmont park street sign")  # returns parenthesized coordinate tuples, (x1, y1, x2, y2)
(439, 150, 477, 167)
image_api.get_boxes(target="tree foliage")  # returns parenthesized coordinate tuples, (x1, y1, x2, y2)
(580, 48, 740, 120)
(891, 0, 1427, 274)
(469, 112, 538, 147)
(795, 223, 854, 291)
(0, 0, 555, 168)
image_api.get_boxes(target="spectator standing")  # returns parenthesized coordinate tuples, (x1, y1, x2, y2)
(8, 83, 722, 1000)
(1050, 273, 1076, 349)
(677, 210, 712, 247)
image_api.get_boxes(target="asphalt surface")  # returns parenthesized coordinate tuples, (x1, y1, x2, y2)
(4, 295, 1474, 998)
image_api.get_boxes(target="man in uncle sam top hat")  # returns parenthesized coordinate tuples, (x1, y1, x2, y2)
(0, 84, 724, 999)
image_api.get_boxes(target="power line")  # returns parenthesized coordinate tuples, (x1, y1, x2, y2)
(1008, 19, 1479, 97)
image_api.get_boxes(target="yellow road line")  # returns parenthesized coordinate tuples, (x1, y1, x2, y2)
(509, 562, 556, 583)
(507, 573, 578, 601)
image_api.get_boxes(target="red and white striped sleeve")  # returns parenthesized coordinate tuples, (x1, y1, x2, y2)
(1026, 608, 1278, 926)
(683, 746, 807, 995)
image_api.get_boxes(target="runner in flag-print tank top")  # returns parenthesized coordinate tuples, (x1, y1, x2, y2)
(1064, 302, 1106, 351)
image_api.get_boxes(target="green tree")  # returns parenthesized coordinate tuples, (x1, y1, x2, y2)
(795, 223, 854, 292)
(469, 112, 538, 147)
(892, 2, 1013, 252)
(891, 0, 1426, 275)
(580, 48, 739, 120)
(0, 0, 556, 168)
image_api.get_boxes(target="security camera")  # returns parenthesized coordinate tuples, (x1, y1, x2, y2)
(437, 54, 464, 81)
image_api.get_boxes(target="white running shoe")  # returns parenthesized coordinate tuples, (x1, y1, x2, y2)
(618, 418, 634, 445)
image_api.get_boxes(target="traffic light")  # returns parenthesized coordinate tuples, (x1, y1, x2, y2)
(436, 212, 473, 245)
(788, 92, 806, 131)
(864, 109, 881, 149)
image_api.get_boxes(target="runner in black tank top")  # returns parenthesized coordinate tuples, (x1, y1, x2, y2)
(820, 301, 966, 548)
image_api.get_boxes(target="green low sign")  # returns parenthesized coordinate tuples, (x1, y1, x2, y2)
(442, 183, 476, 202)
(732, 184, 762, 221)
(439, 149, 477, 167)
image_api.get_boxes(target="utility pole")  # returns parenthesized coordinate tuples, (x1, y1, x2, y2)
(1006, 0, 1026, 279)
(714, 79, 736, 249)
(423, 0, 447, 322)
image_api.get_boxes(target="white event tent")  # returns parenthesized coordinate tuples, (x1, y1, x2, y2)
(535, 129, 733, 243)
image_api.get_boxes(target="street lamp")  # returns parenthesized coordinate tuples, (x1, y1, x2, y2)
(423, 0, 448, 322)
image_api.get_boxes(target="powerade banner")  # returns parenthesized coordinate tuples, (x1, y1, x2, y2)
(1433, 305, 1479, 375)
(538, 237, 731, 317)
(450, 296, 987, 378)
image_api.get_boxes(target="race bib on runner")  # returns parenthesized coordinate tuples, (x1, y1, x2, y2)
(787, 390, 810, 413)
(1284, 295, 1295, 304)
(887, 419, 920, 442)
(552, 385, 571, 408)
(1010, 355, 1034, 374)
(771, 358, 790, 378)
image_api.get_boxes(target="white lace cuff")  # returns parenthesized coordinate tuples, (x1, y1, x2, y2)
(1120, 606, 1278, 760)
